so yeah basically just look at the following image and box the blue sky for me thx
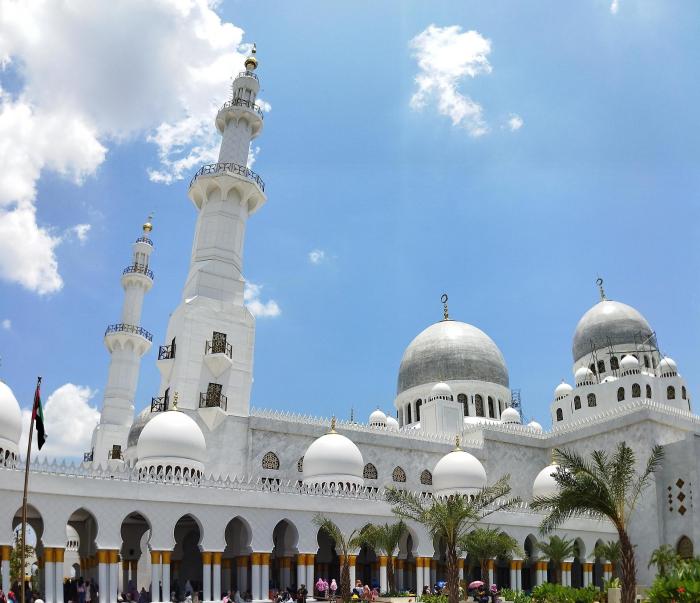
[1,0,699,457]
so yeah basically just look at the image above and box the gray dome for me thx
[127,407,155,448]
[397,320,509,394]
[572,300,655,362]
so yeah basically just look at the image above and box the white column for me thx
[415,560,423,595]
[305,555,314,594]
[110,553,119,603]
[296,556,306,591]
[1,553,10,595]
[213,553,222,601]
[516,564,522,591]
[161,553,171,603]
[396,561,404,591]
[150,552,161,602]
[379,557,388,594]
[509,564,517,591]
[97,554,108,603]
[604,563,612,582]
[487,560,494,586]
[260,555,270,601]
[56,549,66,603]
[45,550,56,603]
[348,556,356,591]
[202,553,212,602]
[251,556,262,602]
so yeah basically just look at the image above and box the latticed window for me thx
[420,470,432,485]
[488,397,495,418]
[646,384,652,399]
[475,395,484,417]
[617,387,625,402]
[297,457,304,472]
[667,386,676,400]
[363,463,378,480]
[610,356,619,371]
[587,393,597,407]
[597,360,605,374]
[574,396,581,410]
[262,451,280,470]
[392,466,406,483]
[556,408,563,422]
[458,393,468,417]
[632,383,641,398]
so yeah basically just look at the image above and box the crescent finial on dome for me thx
[171,392,179,411]
[330,416,336,433]
[454,435,461,451]
[441,293,449,320]
[596,277,607,301]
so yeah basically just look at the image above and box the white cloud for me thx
[610,0,620,14]
[70,223,91,243]
[0,0,255,292]
[244,282,281,318]
[507,113,524,131]
[308,249,326,265]
[247,145,261,169]
[19,383,99,460]
[409,25,492,136]
[1,318,10,330]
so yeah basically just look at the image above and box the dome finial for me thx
[441,293,449,320]
[244,43,258,71]
[171,391,179,411]
[143,212,154,233]
[596,277,606,301]
[454,435,461,451]
[330,416,337,433]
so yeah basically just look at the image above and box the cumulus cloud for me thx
[308,249,326,265]
[1,318,10,330]
[70,224,91,244]
[507,113,524,131]
[0,0,255,293]
[244,282,281,318]
[409,25,492,136]
[19,383,100,459]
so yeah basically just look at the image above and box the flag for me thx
[31,378,46,450]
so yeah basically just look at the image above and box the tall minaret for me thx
[90,218,155,464]
[153,47,266,441]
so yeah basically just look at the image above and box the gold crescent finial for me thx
[143,212,154,233]
[441,293,449,320]
[171,392,179,411]
[252,43,257,54]
[330,417,337,433]
[454,435,461,451]
[596,277,606,301]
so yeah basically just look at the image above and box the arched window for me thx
[297,457,304,472]
[416,399,422,422]
[644,356,650,369]
[407,404,412,424]
[617,387,625,402]
[667,386,676,400]
[632,383,641,398]
[420,470,433,485]
[597,360,605,374]
[646,384,652,399]
[682,386,687,400]
[677,536,694,560]
[458,393,468,416]
[262,451,280,470]
[556,408,563,422]
[610,356,619,371]
[392,466,407,483]
[590,363,596,375]
[574,396,581,410]
[652,356,658,369]
[363,463,378,480]
[498,399,504,415]
[587,393,597,407]
[488,397,495,418]
[475,395,484,417]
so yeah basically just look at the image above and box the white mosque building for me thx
[0,49,698,603]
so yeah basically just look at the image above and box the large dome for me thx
[397,320,509,394]
[0,380,22,446]
[137,410,206,464]
[302,427,364,487]
[572,300,655,362]
[127,407,154,448]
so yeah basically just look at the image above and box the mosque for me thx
[0,48,698,603]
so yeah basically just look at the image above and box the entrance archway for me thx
[224,517,252,596]
[315,529,339,597]
[271,520,299,593]
[173,515,203,599]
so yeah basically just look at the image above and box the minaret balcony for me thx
[104,323,153,356]
[122,264,154,280]
[199,392,227,411]
[237,70,258,81]
[189,162,265,192]
[105,323,153,341]
[204,339,233,377]
[219,98,264,120]
[135,235,153,246]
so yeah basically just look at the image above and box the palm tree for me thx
[536,535,575,584]
[314,515,364,603]
[530,442,664,603]
[461,527,521,586]
[386,475,520,603]
[594,540,621,577]
[647,544,680,578]
[356,522,406,593]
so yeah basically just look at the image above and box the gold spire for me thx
[171,392,179,411]
[596,277,606,301]
[244,43,258,71]
[454,435,461,451]
[441,293,449,320]
[143,213,153,233]
[330,416,337,433]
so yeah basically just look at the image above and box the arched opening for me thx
[617,387,625,402]
[363,463,378,481]
[224,517,252,598]
[120,512,151,598]
[597,360,605,375]
[475,395,484,417]
[396,531,416,593]
[315,529,339,598]
[556,408,563,422]
[357,539,379,589]
[677,536,693,559]
[587,393,597,408]
[682,386,687,400]
[571,539,585,588]
[667,386,676,400]
[66,508,99,599]
[574,396,581,410]
[632,383,641,398]
[522,536,538,591]
[487,397,495,418]
[610,356,619,371]
[173,515,203,600]
[262,452,280,471]
[593,539,605,589]
[457,394,468,416]
[406,405,412,424]
[11,505,44,596]
[271,520,299,594]
[392,467,406,483]
[420,470,432,486]
[646,384,652,399]
[416,400,422,422]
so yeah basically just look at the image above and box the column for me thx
[281,557,291,590]
[348,555,357,590]
[604,562,612,582]
[305,555,314,594]
[379,556,388,594]
[422,558,430,591]
[240,556,249,592]
[110,550,119,603]
[396,559,404,591]
[251,554,261,601]
[296,555,306,591]
[222,559,232,595]
[1,545,11,594]
[123,560,130,593]
[415,558,423,595]
[55,548,65,603]
[487,559,494,586]
[260,554,271,601]
[429,559,436,588]
[97,550,109,603]
[456,559,464,584]
[516,561,523,591]
[509,560,517,591]
[213,553,222,601]
[202,552,212,602]
[150,551,161,602]
[45,548,56,603]
[583,562,593,587]
[161,552,171,602]
[533,561,543,586]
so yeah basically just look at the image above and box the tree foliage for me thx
[355,522,406,593]
[536,535,575,584]
[314,515,364,603]
[461,527,521,585]
[647,544,680,578]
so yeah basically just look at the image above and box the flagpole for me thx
[20,376,40,603]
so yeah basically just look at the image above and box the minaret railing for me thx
[220,98,264,119]
[158,344,176,360]
[189,162,265,191]
[237,70,258,81]
[199,392,227,411]
[205,339,233,358]
[122,264,154,279]
[105,323,153,342]
[135,236,153,246]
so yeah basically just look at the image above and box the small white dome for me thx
[554,382,573,399]
[136,410,206,464]
[303,425,364,487]
[429,382,454,401]
[659,357,677,375]
[528,420,543,433]
[575,367,595,385]
[385,415,399,431]
[500,407,521,424]
[0,380,22,447]
[532,464,559,499]
[601,375,618,383]
[620,355,639,370]
[369,408,387,427]
[433,444,487,496]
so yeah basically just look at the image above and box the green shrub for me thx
[418,594,448,603]
[530,584,599,603]
[647,557,700,603]
[500,588,532,603]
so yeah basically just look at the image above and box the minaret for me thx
[90,218,155,464]
[153,47,266,446]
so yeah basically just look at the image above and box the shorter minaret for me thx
[89,218,155,464]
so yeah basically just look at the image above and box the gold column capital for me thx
[305,553,315,565]
[379,556,388,567]
[162,551,172,564]
[297,554,306,565]
[261,553,271,565]
[213,552,222,564]
[348,555,357,567]
[150,551,161,564]
[251,553,261,565]
[108,550,119,564]
[97,550,109,564]
[202,552,212,564]
[0,545,11,561]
